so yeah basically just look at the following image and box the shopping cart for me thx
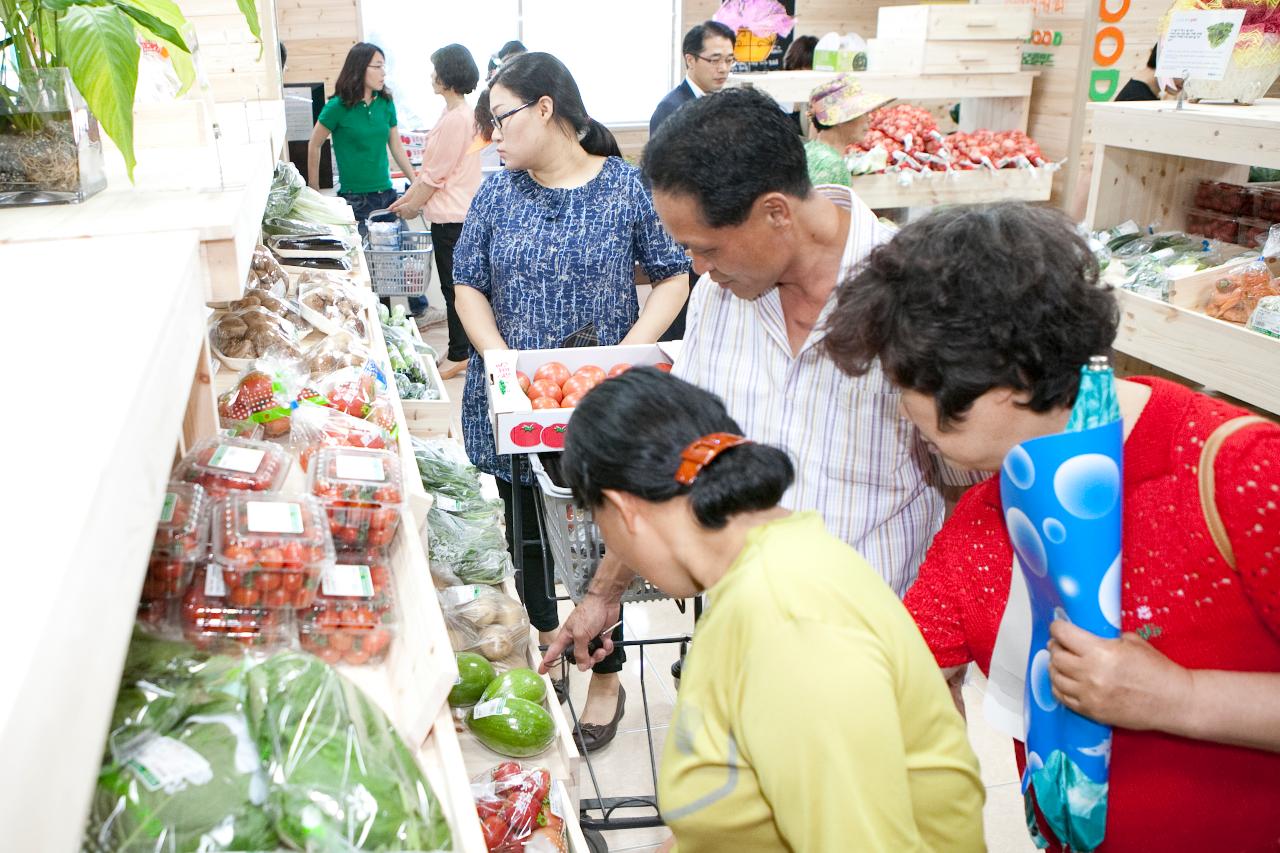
[363,209,433,298]
[508,453,699,845]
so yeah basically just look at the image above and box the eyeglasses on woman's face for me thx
[490,100,536,133]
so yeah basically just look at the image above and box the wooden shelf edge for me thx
[1114,289,1280,415]
[852,168,1053,208]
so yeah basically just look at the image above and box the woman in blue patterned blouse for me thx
[453,52,690,750]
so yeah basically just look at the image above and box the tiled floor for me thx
[413,299,1035,852]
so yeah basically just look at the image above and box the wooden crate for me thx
[876,3,1033,41]
[851,166,1053,208]
[403,321,454,438]
[867,38,1023,75]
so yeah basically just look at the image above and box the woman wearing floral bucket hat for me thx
[805,73,893,187]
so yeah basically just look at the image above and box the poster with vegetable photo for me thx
[999,362,1123,852]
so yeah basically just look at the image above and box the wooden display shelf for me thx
[726,69,1038,105]
[404,321,454,438]
[852,166,1053,208]
[0,137,277,304]
[1088,99,1280,172]
[1113,288,1280,414]
[0,233,208,853]
[727,69,1037,136]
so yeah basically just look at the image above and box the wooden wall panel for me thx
[189,0,283,102]
[277,0,362,94]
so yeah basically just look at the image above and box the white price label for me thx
[121,733,213,793]
[159,492,178,524]
[471,698,508,720]
[334,454,387,482]
[441,585,483,607]
[208,445,265,474]
[551,780,567,820]
[322,563,375,598]
[205,566,228,597]
[246,501,304,534]
[434,494,461,512]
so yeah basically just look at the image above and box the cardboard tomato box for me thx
[485,342,682,454]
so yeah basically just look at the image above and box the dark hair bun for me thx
[687,442,794,529]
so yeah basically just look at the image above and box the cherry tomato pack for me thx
[307,447,405,554]
[211,493,336,610]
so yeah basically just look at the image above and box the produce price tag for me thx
[247,501,305,534]
[433,494,462,512]
[1158,10,1246,80]
[335,454,387,482]
[471,698,508,720]
[550,780,567,820]
[205,566,228,597]
[322,563,374,597]
[441,585,483,607]
[209,445,266,474]
[120,732,214,794]
[159,492,178,524]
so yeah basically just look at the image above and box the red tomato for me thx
[533,361,571,386]
[654,363,673,373]
[229,585,259,607]
[561,375,592,398]
[515,371,531,393]
[510,422,543,447]
[607,363,630,378]
[541,423,568,448]
[481,815,510,850]
[528,379,562,402]
[531,396,559,410]
[492,762,523,783]
[560,392,583,409]
[574,365,606,385]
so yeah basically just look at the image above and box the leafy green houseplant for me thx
[0,0,261,203]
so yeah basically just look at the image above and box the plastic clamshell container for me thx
[1251,185,1280,221]
[297,554,397,666]
[210,493,335,610]
[1194,180,1252,215]
[174,435,290,498]
[1185,208,1240,244]
[307,447,405,552]
[1238,216,1274,249]
[181,567,294,652]
[140,483,210,610]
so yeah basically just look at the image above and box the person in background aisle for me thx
[1114,45,1164,102]
[307,43,415,236]
[452,52,691,751]
[542,87,977,677]
[486,39,527,84]
[782,34,818,132]
[782,34,818,70]
[561,369,985,852]
[389,44,483,360]
[649,20,737,136]
[804,74,892,188]
[823,202,1280,853]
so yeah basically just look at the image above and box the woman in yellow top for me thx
[560,368,985,852]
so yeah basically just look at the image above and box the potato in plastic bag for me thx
[439,585,529,662]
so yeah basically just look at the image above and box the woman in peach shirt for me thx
[391,44,483,377]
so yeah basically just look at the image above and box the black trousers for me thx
[430,221,471,362]
[496,474,624,674]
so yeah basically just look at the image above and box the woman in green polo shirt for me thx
[307,42,416,236]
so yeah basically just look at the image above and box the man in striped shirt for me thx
[543,87,973,672]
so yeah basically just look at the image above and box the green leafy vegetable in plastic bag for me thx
[245,653,452,852]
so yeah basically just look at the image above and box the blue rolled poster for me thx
[999,358,1122,851]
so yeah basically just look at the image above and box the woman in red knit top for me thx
[824,203,1280,853]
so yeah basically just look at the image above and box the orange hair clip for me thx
[674,433,752,486]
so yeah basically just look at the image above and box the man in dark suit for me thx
[650,21,737,136]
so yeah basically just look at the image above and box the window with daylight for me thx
[361,0,677,130]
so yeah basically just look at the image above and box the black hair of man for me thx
[683,20,737,60]
[642,86,811,229]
